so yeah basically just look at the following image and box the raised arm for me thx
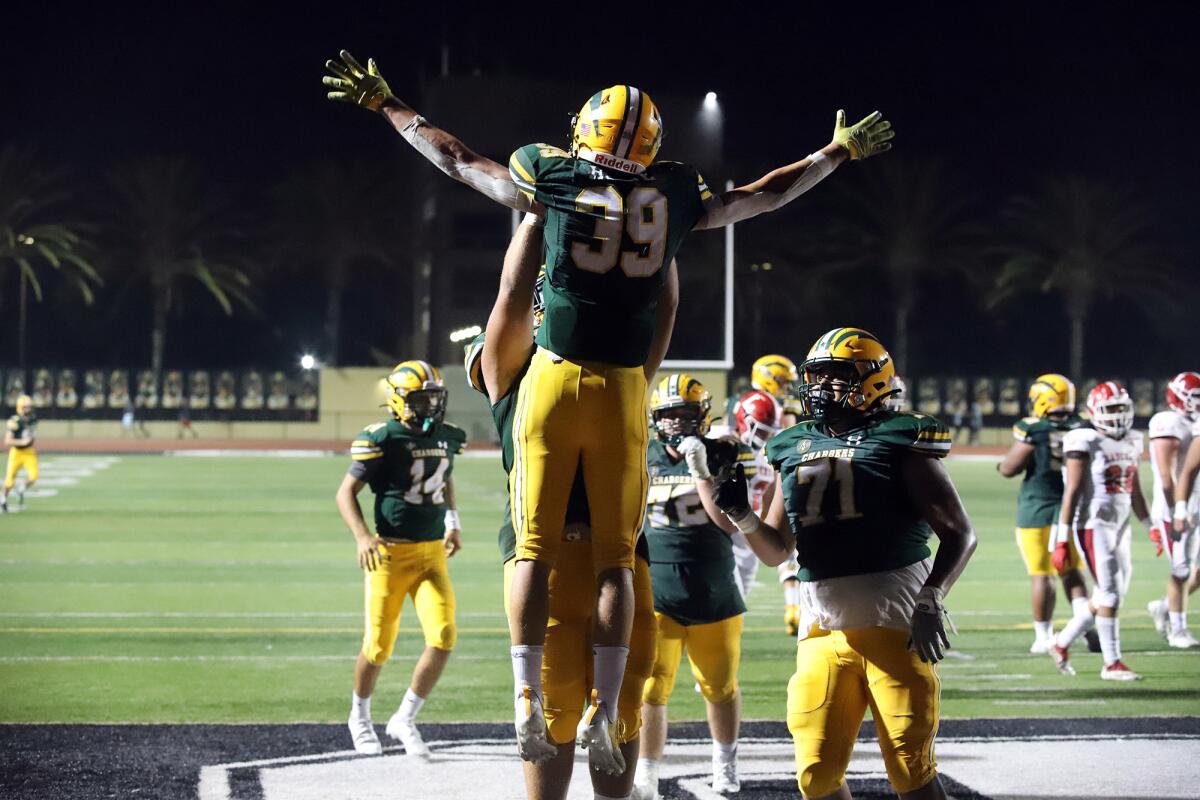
[693,110,893,230]
[716,466,796,567]
[324,50,531,212]
[482,216,543,404]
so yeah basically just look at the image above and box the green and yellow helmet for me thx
[385,360,447,431]
[649,373,712,446]
[799,328,896,420]
[571,85,663,174]
[751,355,799,401]
[15,394,32,414]
[1028,373,1075,418]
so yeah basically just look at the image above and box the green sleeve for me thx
[443,423,468,455]
[464,333,487,396]
[907,413,952,457]
[508,142,569,202]
[1012,417,1037,443]
[350,422,388,464]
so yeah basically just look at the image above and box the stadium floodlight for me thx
[300,354,317,370]
[449,324,482,343]
[703,91,718,108]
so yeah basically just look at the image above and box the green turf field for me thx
[1,453,1196,724]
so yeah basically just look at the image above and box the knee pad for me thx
[698,678,738,706]
[425,622,456,651]
[798,761,844,799]
[361,642,393,666]
[1092,586,1120,609]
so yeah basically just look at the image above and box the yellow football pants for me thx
[1017,526,1082,576]
[4,447,38,489]
[787,627,940,798]
[510,349,648,572]
[503,542,657,745]
[643,612,742,706]
[362,539,456,665]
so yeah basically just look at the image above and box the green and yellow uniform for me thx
[767,411,950,797]
[506,143,714,574]
[4,413,38,489]
[348,419,466,664]
[642,438,746,708]
[467,334,656,744]
[1012,414,1088,575]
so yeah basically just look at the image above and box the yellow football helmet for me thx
[751,355,799,401]
[15,394,32,414]
[571,85,663,173]
[385,360,447,430]
[799,328,896,419]
[649,373,711,446]
[1028,373,1075,418]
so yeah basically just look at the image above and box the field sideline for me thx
[1,453,1197,726]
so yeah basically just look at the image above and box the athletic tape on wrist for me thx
[444,510,460,530]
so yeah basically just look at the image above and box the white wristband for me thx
[522,211,544,229]
[805,151,834,179]
[728,510,762,536]
[444,510,461,531]
[1050,523,1070,546]
[1176,501,1190,520]
[399,114,427,145]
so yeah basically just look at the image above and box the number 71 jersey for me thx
[509,143,713,367]
[766,411,953,582]
[349,419,467,542]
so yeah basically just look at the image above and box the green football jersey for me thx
[6,414,35,448]
[348,419,467,542]
[1011,414,1088,527]
[509,143,712,366]
[467,333,592,562]
[766,411,952,582]
[644,439,746,625]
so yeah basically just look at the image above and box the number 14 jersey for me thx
[509,143,713,366]
[766,412,952,582]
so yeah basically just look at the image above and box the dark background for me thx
[3,2,1196,378]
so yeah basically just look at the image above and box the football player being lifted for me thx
[1048,382,1151,680]
[324,50,894,770]
[464,223,667,798]
[335,362,467,756]
[997,375,1090,654]
[2,394,38,513]
[715,328,976,800]
[636,374,746,798]
[1146,373,1200,648]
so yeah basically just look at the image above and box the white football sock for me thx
[784,584,802,606]
[397,688,425,722]
[1033,620,1053,640]
[1055,598,1095,648]
[593,645,629,721]
[351,692,372,721]
[636,758,660,787]
[1170,611,1187,633]
[713,739,737,762]
[1096,615,1120,665]
[511,645,544,700]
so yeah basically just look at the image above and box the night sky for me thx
[5,2,1197,373]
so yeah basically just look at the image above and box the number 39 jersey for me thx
[348,419,467,541]
[509,143,713,367]
[1061,426,1144,529]
[766,411,953,582]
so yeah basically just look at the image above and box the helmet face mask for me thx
[385,361,446,432]
[798,328,896,424]
[799,360,865,422]
[653,406,704,448]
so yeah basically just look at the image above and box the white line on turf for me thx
[0,654,494,662]
[992,699,1109,706]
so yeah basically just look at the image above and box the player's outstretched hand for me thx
[716,463,751,519]
[356,534,384,572]
[908,587,952,663]
[832,110,894,160]
[444,528,463,558]
[324,50,394,112]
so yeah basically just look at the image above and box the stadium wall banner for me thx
[1,368,320,422]
[908,376,1170,425]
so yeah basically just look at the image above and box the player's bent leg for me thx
[788,630,867,799]
[855,627,941,796]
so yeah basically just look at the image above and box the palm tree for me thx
[270,161,407,365]
[991,177,1170,380]
[767,157,984,372]
[0,146,102,366]
[104,157,253,375]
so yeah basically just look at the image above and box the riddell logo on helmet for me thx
[592,152,641,173]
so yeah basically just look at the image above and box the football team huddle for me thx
[314,49,1185,800]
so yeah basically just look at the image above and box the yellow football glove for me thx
[323,50,394,112]
[832,110,894,160]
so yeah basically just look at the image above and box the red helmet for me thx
[1086,381,1134,437]
[734,390,782,450]
[1166,372,1200,420]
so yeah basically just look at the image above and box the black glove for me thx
[715,462,750,518]
[908,587,953,663]
[704,437,740,476]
